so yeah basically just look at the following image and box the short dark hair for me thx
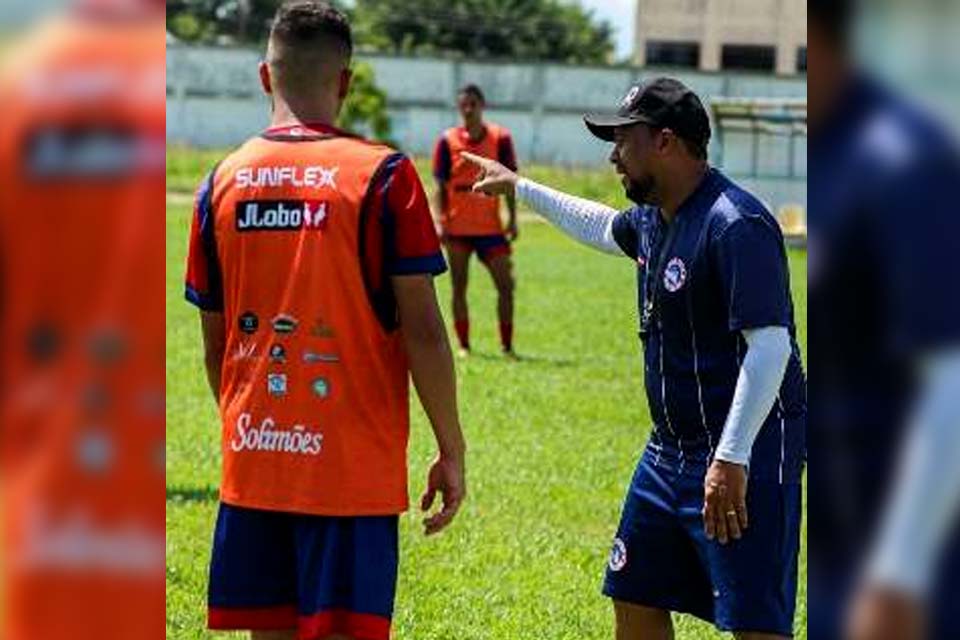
[810,0,855,48]
[270,1,352,58]
[680,137,707,160]
[458,84,486,104]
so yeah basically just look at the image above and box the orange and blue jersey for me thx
[185,122,446,517]
[432,123,517,236]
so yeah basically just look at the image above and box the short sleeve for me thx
[498,132,518,171]
[376,154,447,276]
[432,137,451,183]
[612,208,641,259]
[712,216,791,331]
[184,168,224,311]
[873,150,960,352]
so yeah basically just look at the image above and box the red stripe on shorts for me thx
[299,609,392,640]
[208,604,298,630]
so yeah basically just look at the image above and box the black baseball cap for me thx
[584,77,711,153]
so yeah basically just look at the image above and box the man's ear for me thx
[657,128,675,155]
[259,62,273,95]
[338,67,353,101]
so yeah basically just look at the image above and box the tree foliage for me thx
[338,62,394,144]
[166,0,614,64]
[352,0,614,64]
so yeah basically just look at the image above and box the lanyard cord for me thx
[642,213,680,329]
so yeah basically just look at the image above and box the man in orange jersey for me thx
[183,3,467,639]
[432,84,519,356]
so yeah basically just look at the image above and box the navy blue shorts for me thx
[207,502,399,640]
[603,445,802,636]
[444,234,512,263]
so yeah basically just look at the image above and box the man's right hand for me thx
[461,151,518,197]
[420,453,466,535]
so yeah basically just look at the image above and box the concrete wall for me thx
[167,47,806,211]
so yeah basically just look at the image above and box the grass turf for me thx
[166,148,806,639]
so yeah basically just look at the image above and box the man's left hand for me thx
[845,584,925,640]
[703,459,749,544]
[505,219,518,242]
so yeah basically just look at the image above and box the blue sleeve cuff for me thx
[185,285,223,312]
[389,253,448,276]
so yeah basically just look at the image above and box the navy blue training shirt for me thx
[611,167,806,483]
[807,73,960,638]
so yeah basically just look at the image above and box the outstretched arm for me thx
[462,152,624,256]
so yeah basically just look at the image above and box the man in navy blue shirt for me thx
[808,2,960,639]
[464,77,806,639]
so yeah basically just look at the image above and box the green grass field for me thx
[166,148,806,639]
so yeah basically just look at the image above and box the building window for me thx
[721,44,776,72]
[797,46,807,72]
[645,41,700,68]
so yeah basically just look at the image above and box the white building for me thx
[634,0,807,76]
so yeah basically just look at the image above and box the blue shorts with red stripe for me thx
[603,443,802,636]
[207,502,398,640]
[444,233,511,263]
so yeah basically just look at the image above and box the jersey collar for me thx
[673,166,724,221]
[262,122,354,141]
[458,124,489,145]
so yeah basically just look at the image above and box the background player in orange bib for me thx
[184,3,466,638]
[432,85,519,357]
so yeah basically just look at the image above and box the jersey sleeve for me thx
[184,168,224,311]
[611,207,641,259]
[711,216,792,331]
[874,148,960,352]
[371,154,447,276]
[432,136,452,183]
[497,131,518,171]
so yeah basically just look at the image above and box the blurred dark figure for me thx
[0,0,165,638]
[809,1,960,639]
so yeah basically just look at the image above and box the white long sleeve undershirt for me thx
[713,326,793,466]
[516,178,623,255]
[864,349,960,596]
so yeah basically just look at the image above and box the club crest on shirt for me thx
[609,537,628,572]
[663,257,687,292]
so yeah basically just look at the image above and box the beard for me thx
[624,174,656,205]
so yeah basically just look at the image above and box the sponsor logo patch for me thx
[269,344,286,363]
[302,351,340,364]
[233,341,256,361]
[311,378,331,398]
[238,312,259,334]
[309,317,335,338]
[230,413,323,456]
[235,200,329,232]
[235,165,339,190]
[267,373,287,396]
[272,314,298,335]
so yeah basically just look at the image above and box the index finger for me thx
[461,151,492,168]
[702,490,718,540]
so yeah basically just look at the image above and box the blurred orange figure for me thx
[0,1,166,638]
